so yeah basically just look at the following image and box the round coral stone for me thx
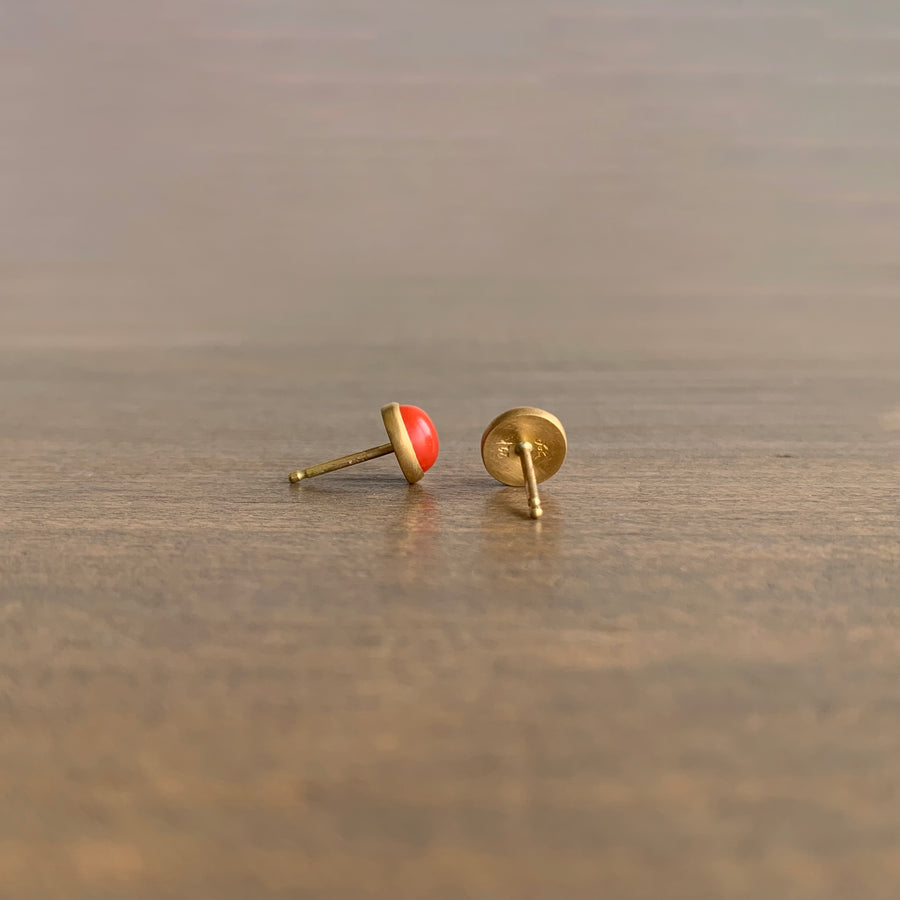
[399,405,439,473]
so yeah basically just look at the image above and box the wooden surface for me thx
[3,2,900,897]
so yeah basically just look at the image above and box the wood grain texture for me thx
[3,2,900,898]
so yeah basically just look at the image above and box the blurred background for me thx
[4,0,900,359]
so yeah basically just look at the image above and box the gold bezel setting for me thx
[381,402,425,484]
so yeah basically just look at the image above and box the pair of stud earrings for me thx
[288,402,566,520]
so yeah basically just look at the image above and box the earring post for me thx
[289,443,394,482]
[516,441,543,519]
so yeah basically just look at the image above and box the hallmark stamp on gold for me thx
[497,439,550,460]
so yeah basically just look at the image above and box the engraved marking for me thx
[497,439,550,460]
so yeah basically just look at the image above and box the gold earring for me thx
[481,407,566,519]
[289,402,439,484]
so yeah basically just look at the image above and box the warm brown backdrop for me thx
[3,2,900,897]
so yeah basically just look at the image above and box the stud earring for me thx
[481,407,566,519]
[289,402,439,484]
